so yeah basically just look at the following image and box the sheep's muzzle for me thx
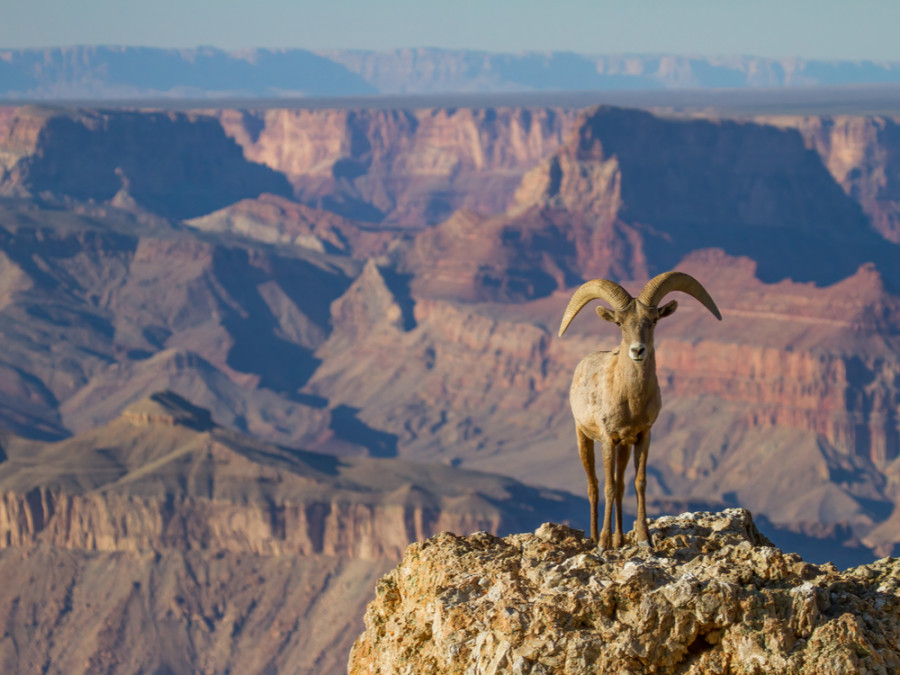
[629,342,648,361]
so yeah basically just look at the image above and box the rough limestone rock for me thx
[348,509,900,674]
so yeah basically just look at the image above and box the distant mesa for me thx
[5,47,900,99]
[0,46,377,100]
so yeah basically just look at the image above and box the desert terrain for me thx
[1,97,900,672]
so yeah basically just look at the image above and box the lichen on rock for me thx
[348,508,900,674]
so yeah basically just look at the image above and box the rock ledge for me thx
[349,509,900,674]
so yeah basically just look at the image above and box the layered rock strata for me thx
[0,392,581,562]
[349,509,900,674]
[218,107,576,225]
[0,488,502,562]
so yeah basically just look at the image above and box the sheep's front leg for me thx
[612,444,631,548]
[598,439,616,550]
[576,428,599,542]
[633,430,653,547]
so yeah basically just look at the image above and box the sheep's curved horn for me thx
[558,279,632,337]
[638,271,722,320]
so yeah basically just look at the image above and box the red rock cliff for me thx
[218,107,577,225]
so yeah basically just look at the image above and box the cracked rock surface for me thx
[348,509,900,674]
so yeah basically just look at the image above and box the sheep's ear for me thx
[596,306,617,323]
[659,300,678,319]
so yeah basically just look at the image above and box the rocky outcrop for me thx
[349,509,900,674]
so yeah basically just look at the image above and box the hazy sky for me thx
[3,0,900,61]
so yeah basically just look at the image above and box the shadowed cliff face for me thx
[349,509,900,675]
[0,106,293,220]
[766,115,900,243]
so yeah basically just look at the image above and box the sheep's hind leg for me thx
[576,428,599,543]
[633,431,653,547]
[612,444,631,548]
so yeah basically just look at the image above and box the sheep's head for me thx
[558,271,722,362]
[594,298,677,362]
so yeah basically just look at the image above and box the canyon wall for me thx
[218,106,577,225]
[0,106,293,219]
[0,105,576,227]
[0,488,504,561]
[764,115,900,243]
[384,291,900,471]
[2,102,900,561]
[0,545,390,675]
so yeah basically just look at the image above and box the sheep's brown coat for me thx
[559,272,721,548]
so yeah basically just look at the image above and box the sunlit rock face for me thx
[349,509,900,675]
[217,106,577,226]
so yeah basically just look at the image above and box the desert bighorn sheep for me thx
[558,271,721,549]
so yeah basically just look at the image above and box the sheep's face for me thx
[596,300,678,362]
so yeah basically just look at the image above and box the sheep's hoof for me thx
[635,531,654,548]
[598,532,612,550]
